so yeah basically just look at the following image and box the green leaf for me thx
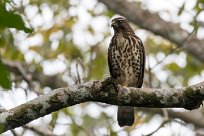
[50,111,59,130]
[178,2,185,16]
[0,59,11,89]
[0,124,5,134]
[164,62,180,72]
[0,2,33,33]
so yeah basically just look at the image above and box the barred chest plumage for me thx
[108,32,143,87]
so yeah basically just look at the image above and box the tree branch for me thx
[0,78,203,133]
[4,60,204,130]
[23,125,56,136]
[142,108,204,128]
[98,0,204,62]
[2,59,67,89]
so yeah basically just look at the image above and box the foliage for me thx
[0,0,32,89]
[0,0,204,135]
[0,0,32,33]
[0,59,11,89]
[178,0,204,33]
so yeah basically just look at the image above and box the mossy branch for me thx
[0,78,204,134]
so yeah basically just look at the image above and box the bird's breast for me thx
[116,33,128,48]
[109,36,141,86]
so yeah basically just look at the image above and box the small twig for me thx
[151,46,180,70]
[151,28,195,70]
[162,109,169,121]
[171,119,186,126]
[76,60,81,84]
[67,59,78,84]
[143,119,171,136]
[147,55,153,88]
[23,125,56,136]
[10,129,18,136]
[143,119,188,136]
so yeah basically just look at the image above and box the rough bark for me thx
[0,78,203,133]
[3,59,204,129]
[98,0,204,62]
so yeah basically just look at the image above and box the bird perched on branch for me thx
[108,17,145,127]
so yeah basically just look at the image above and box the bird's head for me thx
[111,17,134,33]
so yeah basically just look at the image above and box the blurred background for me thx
[0,0,204,135]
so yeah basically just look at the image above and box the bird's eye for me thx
[118,20,123,24]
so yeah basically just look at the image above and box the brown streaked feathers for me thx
[108,17,145,127]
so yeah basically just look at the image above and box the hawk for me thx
[108,17,145,127]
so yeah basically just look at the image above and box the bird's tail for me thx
[117,106,134,127]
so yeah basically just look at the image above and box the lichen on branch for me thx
[0,77,203,134]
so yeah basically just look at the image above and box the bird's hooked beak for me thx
[111,20,118,28]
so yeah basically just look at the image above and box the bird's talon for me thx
[116,85,128,95]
